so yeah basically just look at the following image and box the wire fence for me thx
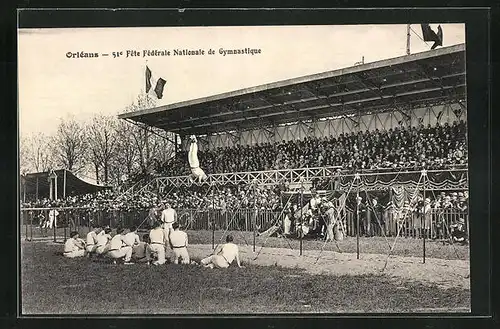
[20,206,468,243]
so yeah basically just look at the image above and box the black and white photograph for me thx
[18,20,472,314]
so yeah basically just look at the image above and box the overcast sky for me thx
[18,24,465,138]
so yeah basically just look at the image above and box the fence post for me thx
[30,212,33,241]
[23,211,27,241]
[53,213,57,243]
[212,211,215,250]
[253,208,256,252]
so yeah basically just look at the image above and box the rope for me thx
[209,183,257,256]
[314,176,359,263]
[409,26,430,45]
[362,188,391,249]
[428,189,462,258]
[381,172,425,272]
[253,192,295,260]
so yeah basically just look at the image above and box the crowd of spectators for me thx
[21,184,283,211]
[21,181,467,218]
[158,121,467,177]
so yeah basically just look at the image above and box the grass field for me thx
[24,226,470,261]
[21,236,470,314]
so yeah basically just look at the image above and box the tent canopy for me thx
[21,169,111,201]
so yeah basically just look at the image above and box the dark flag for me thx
[145,66,152,93]
[145,66,166,99]
[154,78,166,99]
[421,24,443,50]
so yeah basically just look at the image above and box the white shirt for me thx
[49,209,59,220]
[123,232,141,246]
[96,233,111,247]
[219,243,239,264]
[169,230,188,248]
[109,234,126,250]
[64,238,81,253]
[310,197,320,210]
[86,231,98,245]
[161,208,176,224]
[149,228,165,244]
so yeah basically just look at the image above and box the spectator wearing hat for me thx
[353,196,367,237]
[421,198,432,239]
[450,217,467,245]
[63,231,86,258]
[323,201,337,242]
[367,197,384,237]
[401,200,413,237]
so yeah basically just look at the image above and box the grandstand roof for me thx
[21,169,111,200]
[119,43,466,136]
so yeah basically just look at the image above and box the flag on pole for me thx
[420,24,443,50]
[145,66,166,99]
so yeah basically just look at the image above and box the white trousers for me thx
[162,223,173,245]
[325,224,334,241]
[64,250,85,258]
[188,142,200,168]
[149,243,166,264]
[191,167,207,181]
[171,247,190,264]
[283,215,291,235]
[108,246,133,262]
[96,244,109,255]
[86,245,98,253]
[200,255,229,268]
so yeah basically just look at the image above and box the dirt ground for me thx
[188,244,470,290]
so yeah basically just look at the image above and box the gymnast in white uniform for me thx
[188,135,208,183]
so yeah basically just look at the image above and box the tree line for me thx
[20,94,176,187]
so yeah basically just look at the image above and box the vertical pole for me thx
[300,180,303,256]
[22,176,26,203]
[53,210,57,243]
[23,211,27,240]
[253,183,257,252]
[253,207,256,252]
[63,170,67,199]
[36,176,39,201]
[30,212,33,241]
[55,176,58,200]
[406,24,411,55]
[64,212,67,242]
[212,197,215,249]
[422,171,426,264]
[49,178,53,200]
[356,176,360,260]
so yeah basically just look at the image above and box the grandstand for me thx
[118,44,466,195]
[20,43,469,246]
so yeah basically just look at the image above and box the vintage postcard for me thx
[18,21,470,314]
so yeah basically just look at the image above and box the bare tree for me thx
[20,132,54,173]
[114,119,138,179]
[86,114,118,185]
[51,116,87,173]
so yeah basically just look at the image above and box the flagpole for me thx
[406,24,411,55]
